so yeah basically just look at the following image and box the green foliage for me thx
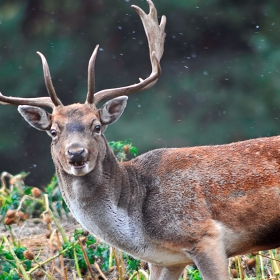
[64,228,111,271]
[0,244,31,279]
[123,253,141,274]
[45,174,69,218]
[0,173,30,221]
[0,246,16,273]
[0,172,69,222]
[186,266,203,280]
[109,139,138,162]
[0,270,20,280]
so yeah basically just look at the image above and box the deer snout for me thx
[66,145,88,167]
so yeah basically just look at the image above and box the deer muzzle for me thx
[67,145,88,169]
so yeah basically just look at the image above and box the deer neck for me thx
[54,141,126,205]
[53,141,147,250]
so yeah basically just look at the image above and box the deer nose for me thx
[67,147,88,162]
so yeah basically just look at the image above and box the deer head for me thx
[0,0,166,177]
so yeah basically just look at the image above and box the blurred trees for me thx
[0,0,280,186]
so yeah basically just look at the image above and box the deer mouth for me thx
[70,161,86,169]
[68,160,90,176]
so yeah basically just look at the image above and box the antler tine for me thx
[133,0,166,76]
[94,53,161,105]
[85,45,99,104]
[0,52,62,109]
[93,0,166,106]
[0,93,55,109]
[37,52,63,107]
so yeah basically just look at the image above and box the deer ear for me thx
[99,96,128,125]
[18,105,52,131]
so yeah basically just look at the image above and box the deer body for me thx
[51,106,280,278]
[1,1,280,279]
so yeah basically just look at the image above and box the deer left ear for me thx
[18,105,52,131]
[99,96,128,126]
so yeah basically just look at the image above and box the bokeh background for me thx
[0,0,280,187]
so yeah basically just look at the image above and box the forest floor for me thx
[1,210,279,280]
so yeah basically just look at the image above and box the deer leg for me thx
[148,263,186,280]
[183,221,229,280]
[187,250,229,280]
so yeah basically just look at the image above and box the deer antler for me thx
[36,52,63,107]
[0,52,63,109]
[91,0,166,106]
[0,94,55,108]
[86,45,99,104]
[0,0,165,109]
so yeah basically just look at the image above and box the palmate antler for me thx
[91,0,166,106]
[0,0,166,109]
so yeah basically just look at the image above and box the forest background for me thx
[0,0,280,186]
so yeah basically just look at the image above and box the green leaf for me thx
[86,235,96,246]
[124,139,132,145]
[14,246,27,260]
[129,146,138,156]
[23,187,32,195]
[23,260,32,270]
[0,269,20,280]
[187,266,203,280]
[55,201,62,217]
[1,261,16,272]
[123,253,141,273]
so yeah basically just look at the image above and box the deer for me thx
[1,1,280,279]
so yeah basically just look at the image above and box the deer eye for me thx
[94,125,101,134]
[50,129,57,137]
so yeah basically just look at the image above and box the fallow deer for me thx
[1,1,280,279]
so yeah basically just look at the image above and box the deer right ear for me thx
[99,96,128,126]
[18,105,52,131]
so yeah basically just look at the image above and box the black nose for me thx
[67,147,86,162]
